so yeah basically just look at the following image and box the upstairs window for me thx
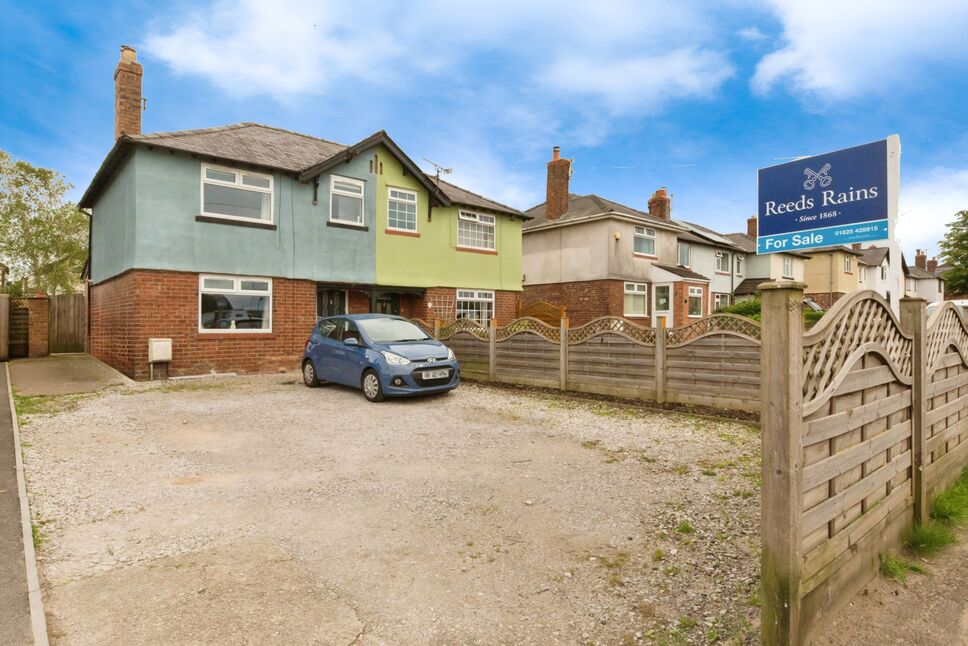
[715,251,729,273]
[456,289,494,324]
[860,266,868,282]
[331,176,365,226]
[633,227,656,256]
[387,187,417,232]
[458,211,496,251]
[735,255,744,275]
[783,256,794,279]
[624,282,648,316]
[881,265,888,280]
[677,243,691,267]
[843,255,852,273]
[201,165,273,223]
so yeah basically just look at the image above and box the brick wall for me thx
[806,292,846,310]
[91,269,316,379]
[27,296,50,358]
[522,279,650,326]
[348,290,370,314]
[672,282,709,327]
[402,287,519,325]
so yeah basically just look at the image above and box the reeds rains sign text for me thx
[757,139,895,254]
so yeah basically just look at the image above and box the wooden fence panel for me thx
[49,293,86,353]
[566,332,656,399]
[9,298,29,359]
[494,331,560,387]
[924,303,968,496]
[666,333,760,410]
[446,331,489,376]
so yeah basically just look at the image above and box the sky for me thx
[1,0,967,258]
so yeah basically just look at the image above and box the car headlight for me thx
[447,347,456,361]
[381,351,411,366]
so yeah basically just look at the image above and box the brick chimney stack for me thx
[852,242,862,251]
[114,45,143,140]
[545,146,571,221]
[927,257,939,274]
[648,188,671,221]
[747,216,757,238]
[915,249,927,270]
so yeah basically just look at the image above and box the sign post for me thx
[757,136,901,310]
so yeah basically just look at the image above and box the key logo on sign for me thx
[803,163,832,190]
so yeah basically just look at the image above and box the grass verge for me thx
[904,521,957,557]
[931,466,968,526]
[879,552,927,583]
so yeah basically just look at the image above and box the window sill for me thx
[385,228,420,238]
[633,253,657,259]
[457,246,498,256]
[196,332,275,340]
[196,215,276,230]
[327,220,369,231]
[715,271,730,275]
[624,314,649,318]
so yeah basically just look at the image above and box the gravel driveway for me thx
[19,375,761,644]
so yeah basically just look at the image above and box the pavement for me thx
[8,354,130,397]
[0,364,33,645]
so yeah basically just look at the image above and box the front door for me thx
[375,293,400,316]
[317,289,347,318]
[652,283,672,328]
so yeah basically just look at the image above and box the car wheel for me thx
[302,360,320,388]
[361,369,384,402]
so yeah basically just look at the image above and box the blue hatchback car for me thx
[301,314,460,401]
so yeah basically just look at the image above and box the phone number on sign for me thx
[834,225,882,236]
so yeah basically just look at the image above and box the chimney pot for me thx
[545,147,571,221]
[747,216,757,239]
[114,44,143,140]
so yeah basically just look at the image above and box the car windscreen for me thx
[357,318,431,343]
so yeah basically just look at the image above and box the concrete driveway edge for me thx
[5,363,49,646]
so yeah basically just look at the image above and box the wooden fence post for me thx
[0,293,8,362]
[760,281,806,645]
[433,319,441,340]
[488,318,497,380]
[655,317,667,403]
[900,296,928,525]
[560,317,569,390]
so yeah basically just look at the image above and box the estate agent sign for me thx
[757,136,899,254]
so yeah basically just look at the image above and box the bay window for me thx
[199,275,272,332]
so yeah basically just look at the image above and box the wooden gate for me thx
[49,294,85,353]
[9,298,29,359]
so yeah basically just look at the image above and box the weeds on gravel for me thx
[675,521,695,535]
[652,548,665,562]
[904,521,957,557]
[931,467,968,526]
[879,552,927,582]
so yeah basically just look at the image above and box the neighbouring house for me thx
[799,245,864,309]
[905,249,945,303]
[521,147,712,327]
[725,217,807,302]
[80,46,527,379]
[855,244,893,298]
[676,221,748,312]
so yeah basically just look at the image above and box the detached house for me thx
[521,148,714,327]
[81,47,527,379]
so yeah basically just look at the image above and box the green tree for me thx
[939,210,968,294]
[0,150,88,295]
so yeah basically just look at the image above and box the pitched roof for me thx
[680,221,745,251]
[653,263,710,281]
[802,245,865,256]
[431,177,526,217]
[724,233,811,258]
[524,194,684,231]
[734,277,771,295]
[857,246,889,267]
[908,265,941,280]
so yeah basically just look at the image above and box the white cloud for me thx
[753,0,968,98]
[738,26,767,41]
[897,167,968,257]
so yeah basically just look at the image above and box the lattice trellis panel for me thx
[495,317,560,343]
[438,318,489,340]
[518,301,566,325]
[409,318,433,337]
[568,317,655,345]
[429,293,456,323]
[802,291,913,410]
[665,314,761,346]
[926,303,968,373]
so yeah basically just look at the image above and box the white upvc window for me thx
[456,289,495,324]
[735,255,744,276]
[714,293,730,310]
[458,211,496,251]
[677,242,691,267]
[623,282,648,316]
[843,255,852,273]
[859,266,868,283]
[199,275,272,333]
[633,226,656,256]
[715,251,729,273]
[387,187,418,232]
[688,286,704,318]
[200,164,273,223]
[881,264,888,280]
[782,256,794,279]
[331,175,365,226]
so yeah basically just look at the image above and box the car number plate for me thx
[423,369,450,379]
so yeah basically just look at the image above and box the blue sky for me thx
[2,0,967,257]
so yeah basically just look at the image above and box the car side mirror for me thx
[344,337,359,346]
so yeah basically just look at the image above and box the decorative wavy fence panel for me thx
[432,313,760,411]
[760,288,968,645]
